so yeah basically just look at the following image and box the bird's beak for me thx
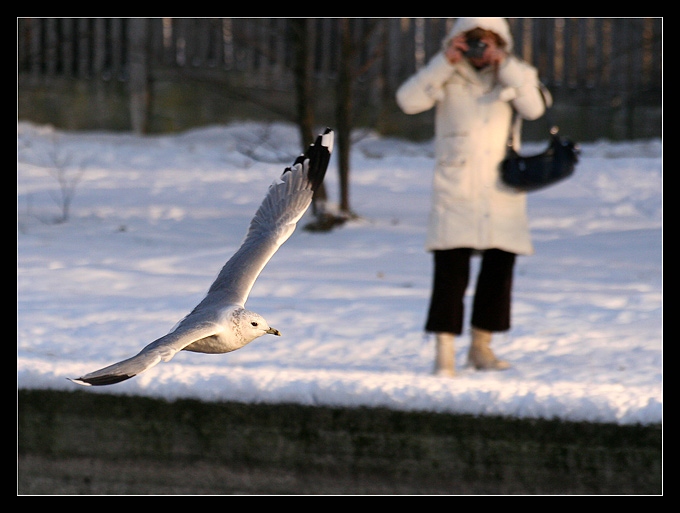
[267,327,282,336]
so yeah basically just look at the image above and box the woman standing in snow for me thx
[396,18,548,376]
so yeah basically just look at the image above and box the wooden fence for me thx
[18,18,662,135]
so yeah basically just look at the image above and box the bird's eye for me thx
[251,321,258,327]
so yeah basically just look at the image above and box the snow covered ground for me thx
[17,121,662,425]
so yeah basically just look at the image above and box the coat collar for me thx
[454,58,496,86]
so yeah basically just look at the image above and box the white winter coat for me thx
[396,18,546,255]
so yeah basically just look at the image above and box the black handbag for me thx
[501,90,580,192]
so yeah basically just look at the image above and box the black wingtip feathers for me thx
[304,128,333,192]
[69,373,135,386]
[283,128,333,192]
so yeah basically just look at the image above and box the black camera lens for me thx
[464,39,487,59]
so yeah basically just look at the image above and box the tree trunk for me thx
[128,18,150,135]
[292,18,327,214]
[336,19,353,214]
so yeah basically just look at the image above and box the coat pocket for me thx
[435,136,472,200]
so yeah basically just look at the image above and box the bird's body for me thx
[69,129,333,387]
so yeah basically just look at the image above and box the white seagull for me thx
[69,128,334,386]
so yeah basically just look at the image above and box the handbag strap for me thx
[507,84,557,151]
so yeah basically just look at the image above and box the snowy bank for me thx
[17,122,662,425]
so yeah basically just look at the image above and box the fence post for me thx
[128,18,150,134]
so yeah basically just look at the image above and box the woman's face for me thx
[463,29,507,69]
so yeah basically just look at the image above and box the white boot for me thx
[467,327,511,371]
[433,332,456,377]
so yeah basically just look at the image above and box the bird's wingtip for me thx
[67,373,135,386]
[320,128,334,154]
[67,377,92,387]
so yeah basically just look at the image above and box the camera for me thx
[464,38,487,59]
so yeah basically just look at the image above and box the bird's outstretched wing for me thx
[68,319,222,386]
[204,127,333,307]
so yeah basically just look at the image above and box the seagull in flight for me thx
[69,128,334,386]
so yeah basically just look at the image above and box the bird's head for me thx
[240,310,281,341]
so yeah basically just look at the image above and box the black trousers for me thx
[425,248,516,335]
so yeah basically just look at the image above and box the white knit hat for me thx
[443,17,514,52]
